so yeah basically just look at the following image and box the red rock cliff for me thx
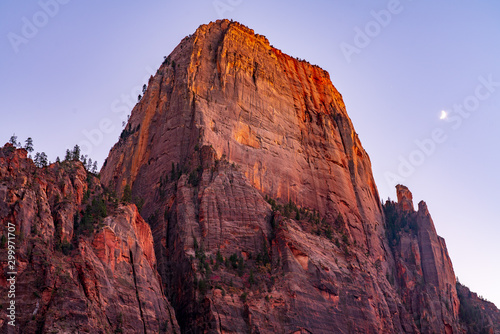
[101,18,386,278]
[0,145,179,333]
[386,186,462,333]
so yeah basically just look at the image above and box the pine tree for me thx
[34,152,41,166]
[122,184,132,203]
[34,152,48,168]
[71,145,81,161]
[64,149,71,161]
[24,137,34,153]
[92,161,98,174]
[40,152,48,167]
[9,134,20,147]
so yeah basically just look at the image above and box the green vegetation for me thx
[119,184,144,211]
[115,312,124,333]
[119,123,140,141]
[121,184,132,203]
[70,144,81,161]
[64,149,71,161]
[54,174,108,254]
[170,162,186,182]
[256,241,271,267]
[383,200,418,247]
[265,196,306,222]
[193,236,212,295]
[249,269,255,286]
[6,135,59,168]
[73,195,108,237]
[134,197,145,212]
[58,144,99,173]
[265,195,349,245]
[8,134,21,147]
[214,250,224,270]
[33,152,48,168]
[188,165,203,187]
[216,250,224,263]
[227,253,245,276]
[24,137,34,153]
[56,238,73,255]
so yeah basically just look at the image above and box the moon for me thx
[440,110,448,120]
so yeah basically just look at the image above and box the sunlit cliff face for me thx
[101,20,384,261]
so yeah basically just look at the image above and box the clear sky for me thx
[1,0,499,307]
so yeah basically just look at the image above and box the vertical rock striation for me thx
[387,185,461,333]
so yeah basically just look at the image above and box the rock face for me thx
[100,19,385,263]
[385,185,461,333]
[98,19,500,333]
[0,145,179,333]
[396,184,414,212]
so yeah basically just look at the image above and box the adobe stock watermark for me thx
[78,66,156,157]
[385,74,499,186]
[7,0,71,54]
[5,221,18,327]
[340,0,413,64]
[213,0,243,17]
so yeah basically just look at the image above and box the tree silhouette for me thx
[34,152,48,168]
[64,149,71,161]
[9,134,20,147]
[24,137,34,153]
[71,145,81,161]
[86,157,93,171]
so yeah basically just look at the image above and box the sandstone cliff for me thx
[98,20,498,333]
[385,185,460,333]
[101,19,384,259]
[0,145,179,333]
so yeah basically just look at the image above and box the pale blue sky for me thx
[1,0,499,306]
